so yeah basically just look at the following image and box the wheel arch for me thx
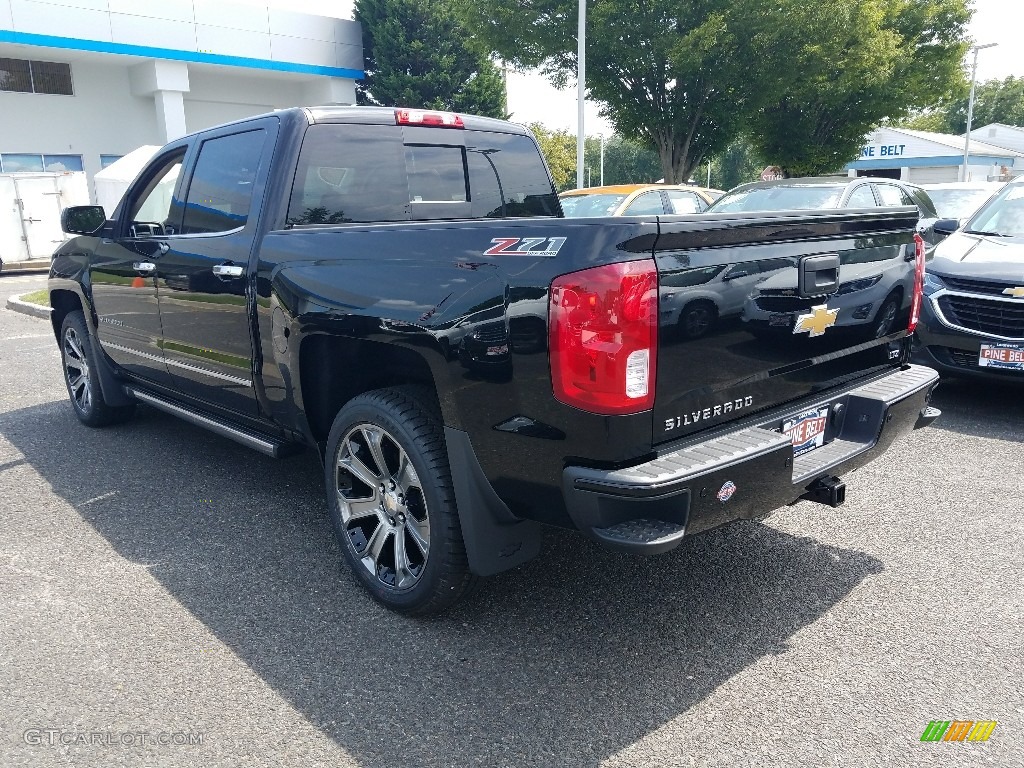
[298,333,444,448]
[48,287,85,342]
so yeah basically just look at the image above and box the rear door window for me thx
[287,124,409,225]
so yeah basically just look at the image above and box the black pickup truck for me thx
[49,106,940,615]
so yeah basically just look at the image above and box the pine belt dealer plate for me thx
[978,343,1024,371]
[782,405,829,457]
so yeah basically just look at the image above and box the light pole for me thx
[576,0,586,189]
[962,42,998,182]
[600,133,605,186]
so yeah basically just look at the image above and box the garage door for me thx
[907,166,958,184]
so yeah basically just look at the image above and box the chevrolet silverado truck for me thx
[49,106,941,615]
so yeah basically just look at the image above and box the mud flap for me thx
[443,427,542,576]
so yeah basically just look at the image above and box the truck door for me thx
[91,148,186,388]
[155,121,276,417]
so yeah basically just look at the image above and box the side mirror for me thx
[723,270,750,281]
[61,205,107,235]
[933,218,959,236]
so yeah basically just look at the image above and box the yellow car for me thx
[559,184,724,217]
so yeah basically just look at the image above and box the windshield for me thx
[560,193,628,217]
[926,188,999,221]
[708,185,844,213]
[965,184,1024,237]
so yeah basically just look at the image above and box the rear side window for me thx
[622,191,666,216]
[287,124,559,225]
[181,129,266,234]
[287,124,408,225]
[873,184,905,207]
[665,189,703,214]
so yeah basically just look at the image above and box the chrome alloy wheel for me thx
[874,300,899,338]
[335,424,430,589]
[63,326,92,413]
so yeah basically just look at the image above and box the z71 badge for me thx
[483,236,567,257]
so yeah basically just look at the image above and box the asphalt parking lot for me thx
[1,274,1021,768]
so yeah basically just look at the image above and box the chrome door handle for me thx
[212,264,244,278]
[133,262,156,274]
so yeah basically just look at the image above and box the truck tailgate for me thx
[653,208,920,446]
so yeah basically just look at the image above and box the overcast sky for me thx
[234,0,1023,136]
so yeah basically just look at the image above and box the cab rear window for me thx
[287,124,559,225]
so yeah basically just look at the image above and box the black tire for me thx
[59,310,136,427]
[679,300,717,339]
[872,293,901,338]
[324,387,476,615]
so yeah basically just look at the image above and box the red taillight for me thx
[549,260,658,415]
[908,233,926,333]
[395,108,465,128]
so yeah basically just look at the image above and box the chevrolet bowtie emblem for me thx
[794,305,839,337]
[1003,286,1024,299]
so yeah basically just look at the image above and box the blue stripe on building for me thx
[0,29,363,80]
[845,154,1014,170]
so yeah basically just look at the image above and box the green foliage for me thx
[355,0,506,118]
[459,0,971,181]
[460,0,779,183]
[902,76,1024,135]
[747,0,970,176]
[528,123,577,191]
[710,138,764,191]
[583,135,662,186]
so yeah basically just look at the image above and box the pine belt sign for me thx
[860,143,908,159]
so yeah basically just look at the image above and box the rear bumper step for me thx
[563,365,940,554]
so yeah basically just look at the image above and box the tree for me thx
[355,0,506,118]
[460,0,970,181]
[460,0,788,184]
[902,76,1024,135]
[747,0,970,175]
[583,135,662,186]
[710,138,763,191]
[528,123,577,190]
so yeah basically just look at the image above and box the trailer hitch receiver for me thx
[802,475,846,507]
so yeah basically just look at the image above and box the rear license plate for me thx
[979,343,1024,370]
[782,406,829,457]
[769,313,791,327]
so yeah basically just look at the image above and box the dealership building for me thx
[844,125,1024,184]
[0,0,362,190]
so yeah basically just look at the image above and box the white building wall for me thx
[0,59,160,197]
[969,124,1024,156]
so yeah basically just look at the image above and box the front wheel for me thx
[325,387,476,615]
[872,293,901,338]
[60,311,135,427]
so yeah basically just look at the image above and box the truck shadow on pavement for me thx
[2,401,884,768]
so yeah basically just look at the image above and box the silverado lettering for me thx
[48,105,940,616]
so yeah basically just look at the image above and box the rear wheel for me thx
[60,311,135,427]
[325,387,476,615]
